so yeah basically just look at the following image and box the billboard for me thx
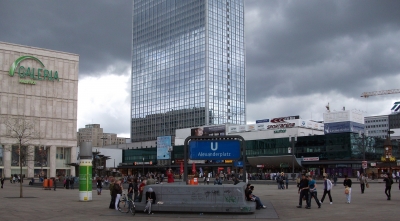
[227,119,324,134]
[157,136,171,160]
[270,115,300,123]
[190,125,226,137]
[256,119,269,124]
[246,124,257,131]
[324,121,365,134]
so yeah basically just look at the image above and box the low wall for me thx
[135,182,256,213]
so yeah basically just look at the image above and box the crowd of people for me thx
[103,169,176,215]
[295,172,397,209]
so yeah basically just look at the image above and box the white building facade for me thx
[365,115,388,139]
[0,42,79,178]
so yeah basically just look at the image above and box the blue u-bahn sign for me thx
[189,140,241,160]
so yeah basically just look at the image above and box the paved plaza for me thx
[0,179,399,221]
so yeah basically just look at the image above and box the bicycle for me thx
[118,193,136,215]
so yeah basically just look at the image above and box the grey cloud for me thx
[2,0,400,133]
[245,0,400,103]
[0,0,132,77]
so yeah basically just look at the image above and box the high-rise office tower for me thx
[131,0,245,142]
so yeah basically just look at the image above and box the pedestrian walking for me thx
[70,176,75,189]
[114,180,122,211]
[359,172,368,194]
[53,177,57,191]
[127,179,133,200]
[109,177,115,209]
[320,176,333,204]
[333,173,338,186]
[96,177,103,195]
[297,174,309,208]
[133,178,139,201]
[296,175,301,188]
[285,173,289,189]
[65,176,70,189]
[383,173,393,200]
[1,177,4,188]
[343,175,352,204]
[306,175,321,209]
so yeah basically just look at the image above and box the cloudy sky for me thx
[1,0,400,138]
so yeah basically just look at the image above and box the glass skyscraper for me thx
[131,0,245,142]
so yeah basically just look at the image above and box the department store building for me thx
[0,41,79,178]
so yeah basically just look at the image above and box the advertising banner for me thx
[234,161,244,167]
[257,124,266,130]
[324,121,365,134]
[79,159,92,201]
[246,124,257,131]
[256,119,269,124]
[228,126,238,133]
[191,125,226,137]
[157,136,171,160]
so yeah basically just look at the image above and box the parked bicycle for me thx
[118,192,135,215]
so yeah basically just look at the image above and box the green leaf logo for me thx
[9,55,45,77]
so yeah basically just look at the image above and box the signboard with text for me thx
[189,140,241,160]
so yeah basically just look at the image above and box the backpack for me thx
[133,183,138,192]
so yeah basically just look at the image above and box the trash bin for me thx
[43,179,49,189]
[193,178,198,185]
[49,179,54,188]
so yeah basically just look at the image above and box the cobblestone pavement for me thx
[0,179,399,221]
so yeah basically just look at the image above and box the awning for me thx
[247,155,302,168]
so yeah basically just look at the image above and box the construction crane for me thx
[360,89,400,98]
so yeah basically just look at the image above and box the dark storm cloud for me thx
[245,0,400,103]
[0,0,132,77]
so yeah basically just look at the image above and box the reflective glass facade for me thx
[131,0,245,142]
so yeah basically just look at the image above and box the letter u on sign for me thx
[211,142,218,151]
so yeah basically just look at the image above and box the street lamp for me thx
[289,135,297,180]
[359,130,368,174]
[142,157,144,177]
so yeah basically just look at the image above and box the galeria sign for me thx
[9,55,59,85]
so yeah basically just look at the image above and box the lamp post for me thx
[359,130,368,174]
[142,157,144,177]
[289,135,297,180]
